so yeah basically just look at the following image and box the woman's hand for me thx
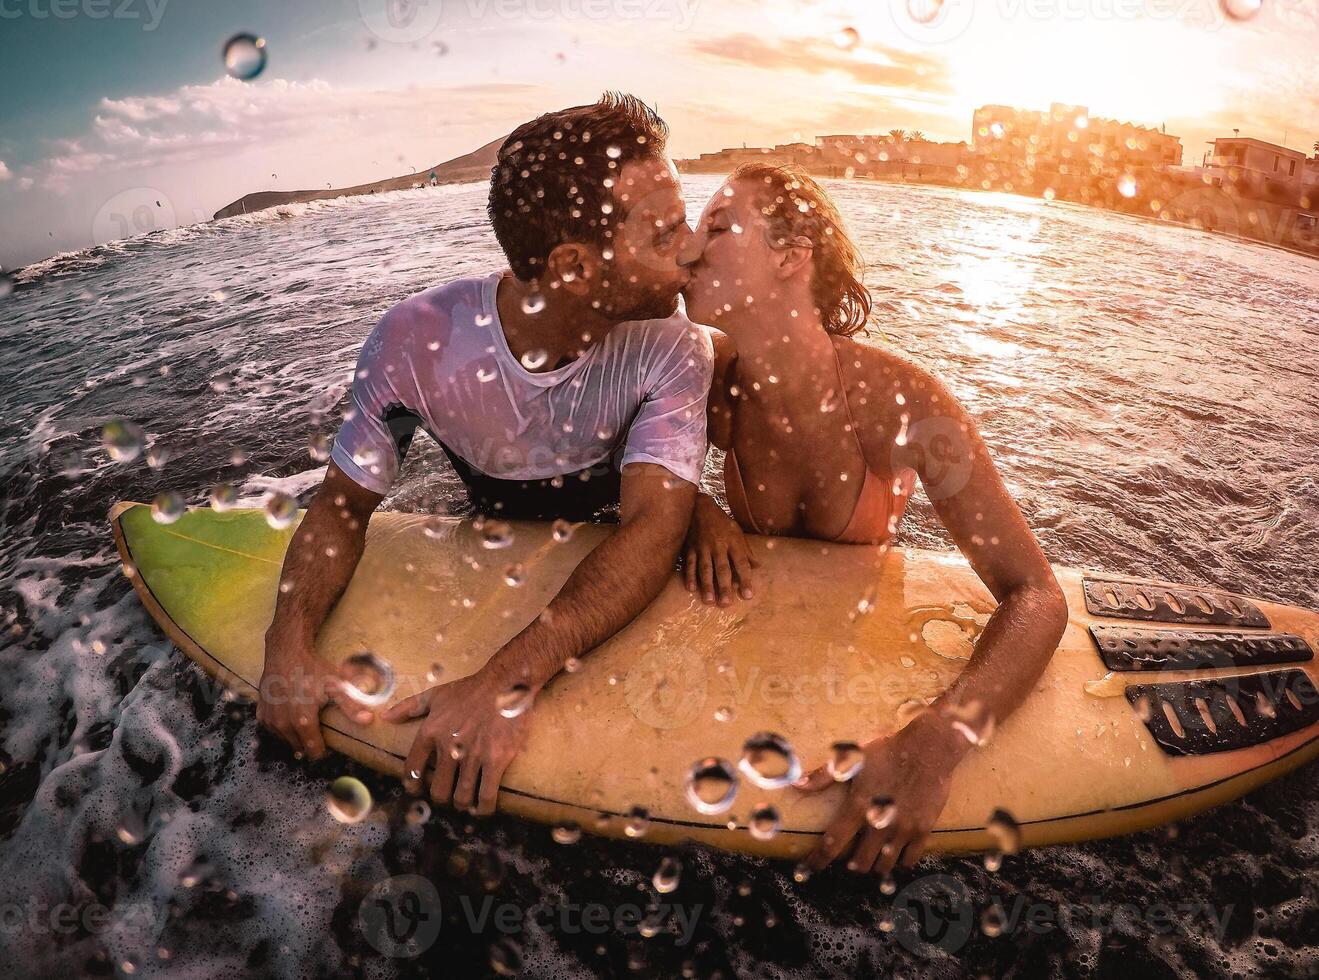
[794,710,969,876]
[683,493,759,606]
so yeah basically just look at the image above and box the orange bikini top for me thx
[722,345,917,545]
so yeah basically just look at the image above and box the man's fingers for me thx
[382,690,431,723]
[430,747,458,806]
[875,824,912,878]
[808,811,862,871]
[295,712,326,760]
[684,549,698,592]
[792,764,835,794]
[402,734,434,795]
[849,827,889,874]
[475,754,508,816]
[453,754,481,811]
[898,830,931,870]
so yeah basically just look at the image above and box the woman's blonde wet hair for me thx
[730,162,871,337]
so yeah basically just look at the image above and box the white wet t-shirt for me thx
[331,271,713,497]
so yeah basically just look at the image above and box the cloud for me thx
[32,76,538,193]
[688,32,953,96]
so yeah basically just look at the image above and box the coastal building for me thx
[972,102,1181,176]
[1202,137,1311,200]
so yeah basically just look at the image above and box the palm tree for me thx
[1313,138,1319,155]
[909,130,928,142]
[888,128,906,143]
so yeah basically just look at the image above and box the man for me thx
[257,93,712,818]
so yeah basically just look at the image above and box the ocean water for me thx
[1,176,1317,978]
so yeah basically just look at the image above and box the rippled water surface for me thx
[1,178,1317,978]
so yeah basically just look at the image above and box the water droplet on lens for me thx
[308,433,332,462]
[749,804,780,840]
[520,348,549,370]
[476,366,497,383]
[624,805,650,837]
[948,699,996,746]
[833,26,860,49]
[866,795,897,829]
[425,662,444,683]
[606,145,622,159]
[151,491,186,524]
[223,33,267,80]
[1220,0,1261,19]
[481,519,514,549]
[986,807,1021,857]
[503,563,525,587]
[340,651,396,707]
[684,757,739,814]
[738,732,800,789]
[264,491,298,529]
[1117,174,1138,198]
[490,937,523,976]
[551,519,573,543]
[209,482,238,511]
[145,444,169,471]
[981,901,1006,937]
[552,821,581,844]
[826,741,865,781]
[653,856,682,893]
[102,419,145,462]
[405,800,431,825]
[497,683,534,718]
[907,0,945,23]
[0,272,12,298]
[521,292,546,315]
[326,775,372,823]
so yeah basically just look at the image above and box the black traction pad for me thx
[1083,576,1270,628]
[1091,627,1313,672]
[1125,670,1319,756]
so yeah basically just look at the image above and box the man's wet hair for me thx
[488,92,669,281]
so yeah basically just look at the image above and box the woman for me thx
[679,163,1069,877]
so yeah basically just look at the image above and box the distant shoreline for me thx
[680,162,1319,263]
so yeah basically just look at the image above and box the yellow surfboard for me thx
[109,502,1319,859]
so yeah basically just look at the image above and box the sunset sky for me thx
[1,0,1316,269]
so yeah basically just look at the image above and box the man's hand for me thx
[256,647,355,761]
[683,492,758,605]
[382,668,536,816]
[795,711,968,876]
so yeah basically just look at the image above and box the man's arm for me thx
[256,462,383,759]
[383,462,696,814]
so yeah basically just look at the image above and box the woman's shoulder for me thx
[829,334,945,405]
[830,334,963,463]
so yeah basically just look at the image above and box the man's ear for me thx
[545,243,601,296]
[772,244,813,281]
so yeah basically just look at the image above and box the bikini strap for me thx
[829,340,869,459]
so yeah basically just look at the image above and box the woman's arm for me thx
[704,326,738,451]
[798,356,1069,876]
[683,326,760,604]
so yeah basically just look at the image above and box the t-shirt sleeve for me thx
[330,311,421,496]
[620,321,714,486]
